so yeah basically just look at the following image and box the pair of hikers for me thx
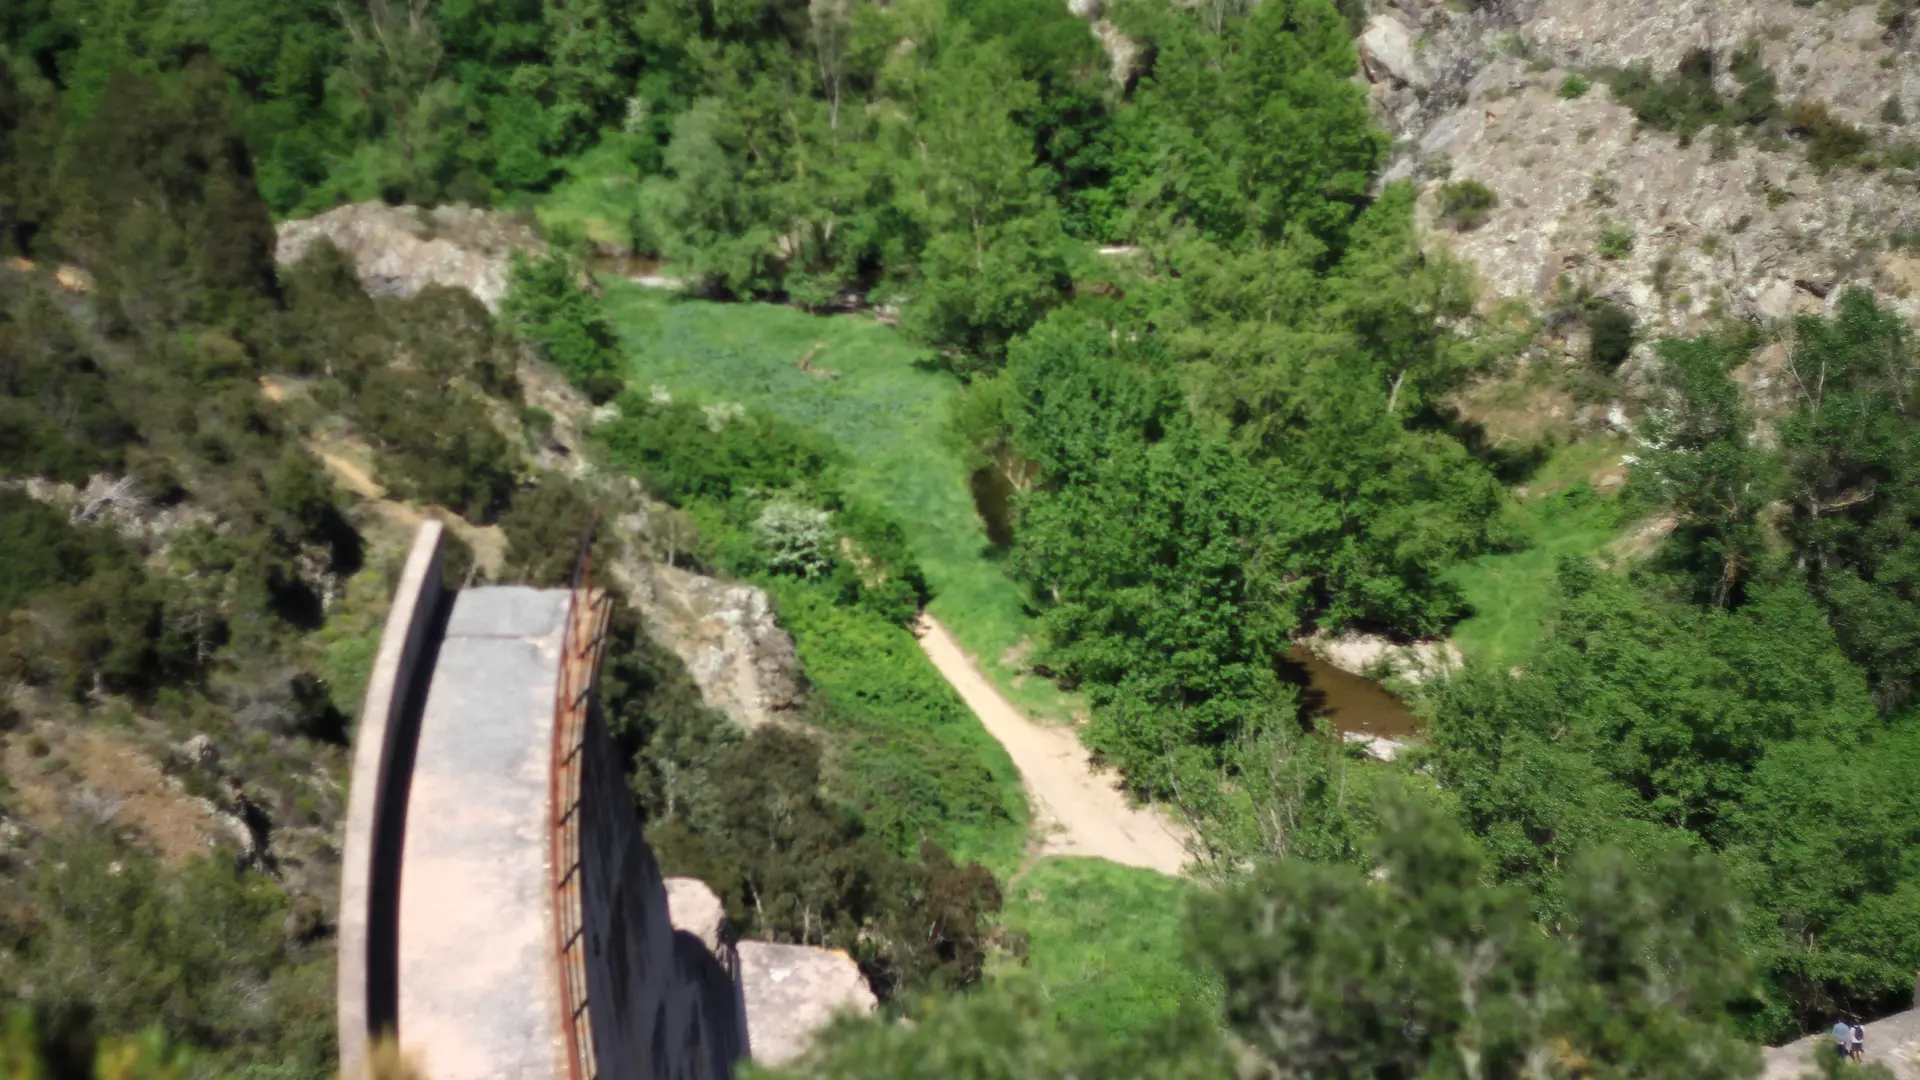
[1830,1018,1866,1062]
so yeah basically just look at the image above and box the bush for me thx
[503,251,624,402]
[0,490,130,613]
[1603,44,1779,144]
[597,394,836,505]
[1436,179,1499,231]
[1588,301,1635,368]
[1597,221,1635,259]
[754,498,836,579]
[1558,73,1591,99]
[1784,100,1872,172]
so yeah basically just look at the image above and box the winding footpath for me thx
[914,615,1191,877]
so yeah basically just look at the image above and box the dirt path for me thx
[1762,1008,1920,1079]
[915,615,1191,877]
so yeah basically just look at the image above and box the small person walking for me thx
[1850,1019,1865,1062]
[1832,1017,1853,1062]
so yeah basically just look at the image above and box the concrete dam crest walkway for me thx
[336,521,870,1080]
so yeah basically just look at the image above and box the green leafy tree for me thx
[1776,289,1920,708]
[1118,0,1386,253]
[1192,789,1760,1080]
[329,0,464,202]
[1425,560,1920,1037]
[1633,333,1778,607]
[1007,312,1299,792]
[52,59,281,331]
[502,248,624,400]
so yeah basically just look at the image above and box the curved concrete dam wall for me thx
[336,524,745,1080]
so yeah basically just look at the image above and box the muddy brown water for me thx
[1282,646,1422,739]
[585,252,663,279]
[967,452,1036,551]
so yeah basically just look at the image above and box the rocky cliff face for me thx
[1355,0,1920,348]
[275,202,545,312]
[621,562,802,731]
[665,877,878,1068]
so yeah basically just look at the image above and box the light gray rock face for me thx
[626,563,802,731]
[1304,630,1463,684]
[275,202,545,312]
[1359,13,1428,90]
[735,941,878,1068]
[1355,0,1920,346]
[665,876,730,956]
[665,878,879,1069]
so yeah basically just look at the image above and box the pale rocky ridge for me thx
[275,201,546,312]
[269,203,806,735]
[1352,0,1920,349]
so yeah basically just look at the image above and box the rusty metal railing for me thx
[550,513,612,1080]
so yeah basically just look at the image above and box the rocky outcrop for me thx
[1354,0,1920,347]
[1359,13,1429,91]
[8,474,215,547]
[664,876,879,1069]
[275,202,545,312]
[665,876,731,957]
[735,942,878,1067]
[1305,630,1463,684]
[623,562,802,731]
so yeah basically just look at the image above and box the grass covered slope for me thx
[602,282,1077,722]
[1444,438,1639,668]
[995,858,1218,1039]
[767,585,1029,872]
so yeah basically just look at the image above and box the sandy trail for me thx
[915,615,1191,877]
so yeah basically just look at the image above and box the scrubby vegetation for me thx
[1588,299,1636,367]
[1436,178,1499,230]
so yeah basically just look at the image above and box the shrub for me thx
[597,394,836,505]
[1559,73,1591,99]
[1436,179,1499,231]
[1597,221,1635,259]
[1603,44,1779,144]
[503,251,624,402]
[1588,302,1636,368]
[1882,94,1907,126]
[754,498,836,579]
[0,490,129,613]
[1784,101,1872,171]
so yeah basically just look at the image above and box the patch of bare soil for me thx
[1450,373,1585,450]
[3,727,225,863]
[307,436,507,577]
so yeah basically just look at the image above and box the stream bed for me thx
[1281,646,1421,739]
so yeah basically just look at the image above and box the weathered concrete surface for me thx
[1762,1008,1920,1080]
[578,657,747,1080]
[338,521,445,1079]
[397,587,570,1080]
[667,877,886,1070]
[736,942,877,1068]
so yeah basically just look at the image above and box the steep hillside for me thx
[1357,0,1920,348]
